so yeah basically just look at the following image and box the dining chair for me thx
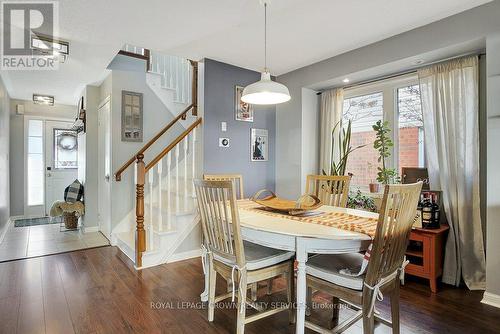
[203,174,262,297]
[194,179,295,334]
[305,175,351,207]
[204,174,244,199]
[304,182,423,334]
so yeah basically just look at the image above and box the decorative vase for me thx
[369,183,380,193]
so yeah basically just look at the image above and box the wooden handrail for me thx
[146,117,202,171]
[114,103,194,181]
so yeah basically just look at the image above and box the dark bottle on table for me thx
[421,194,433,229]
[430,193,441,228]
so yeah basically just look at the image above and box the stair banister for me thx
[135,154,146,268]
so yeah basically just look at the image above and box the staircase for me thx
[113,45,201,269]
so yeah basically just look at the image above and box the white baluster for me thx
[191,128,196,195]
[157,160,163,232]
[175,144,180,212]
[169,56,173,88]
[148,171,154,251]
[155,52,160,73]
[166,152,172,230]
[184,137,189,210]
[175,57,179,101]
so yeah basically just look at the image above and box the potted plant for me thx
[367,162,380,193]
[347,190,378,212]
[372,120,400,185]
[322,119,365,177]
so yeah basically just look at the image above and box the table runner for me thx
[237,199,378,238]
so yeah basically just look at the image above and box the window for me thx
[27,120,44,206]
[341,75,425,189]
[342,92,383,188]
[397,85,424,168]
[54,129,78,169]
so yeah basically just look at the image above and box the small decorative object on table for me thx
[251,189,322,216]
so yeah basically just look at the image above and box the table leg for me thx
[296,239,307,334]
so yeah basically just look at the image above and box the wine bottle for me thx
[431,193,440,228]
[422,193,433,229]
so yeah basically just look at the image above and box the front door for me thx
[98,98,112,238]
[45,121,79,215]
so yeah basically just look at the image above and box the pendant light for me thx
[241,1,290,105]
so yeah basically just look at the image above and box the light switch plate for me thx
[219,137,230,147]
[221,122,227,132]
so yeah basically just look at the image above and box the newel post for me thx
[135,153,146,268]
[190,60,198,116]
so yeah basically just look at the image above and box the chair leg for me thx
[306,286,312,316]
[391,283,401,334]
[362,292,375,334]
[328,296,340,329]
[208,264,217,322]
[287,262,295,324]
[251,283,258,301]
[236,273,248,334]
[266,278,273,295]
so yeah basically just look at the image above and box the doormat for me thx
[14,216,62,227]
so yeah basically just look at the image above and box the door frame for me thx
[97,95,112,238]
[23,115,74,218]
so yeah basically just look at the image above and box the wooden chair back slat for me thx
[365,182,423,286]
[204,174,244,199]
[305,175,351,207]
[194,179,245,266]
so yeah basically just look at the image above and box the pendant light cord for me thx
[264,2,267,72]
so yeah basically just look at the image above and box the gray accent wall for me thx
[0,76,10,237]
[203,59,276,197]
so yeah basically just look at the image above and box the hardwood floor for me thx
[0,246,498,334]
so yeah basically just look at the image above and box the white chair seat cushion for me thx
[214,241,295,271]
[306,253,365,290]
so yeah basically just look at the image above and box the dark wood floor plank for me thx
[2,245,500,334]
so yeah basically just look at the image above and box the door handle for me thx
[105,175,110,182]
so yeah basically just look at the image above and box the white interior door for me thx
[45,121,79,215]
[98,98,112,238]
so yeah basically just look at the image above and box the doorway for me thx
[98,97,112,238]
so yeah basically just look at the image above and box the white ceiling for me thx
[0,0,492,106]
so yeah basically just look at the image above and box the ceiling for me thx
[0,0,492,106]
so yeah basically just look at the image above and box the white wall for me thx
[486,33,500,300]
[0,76,10,238]
[8,99,75,217]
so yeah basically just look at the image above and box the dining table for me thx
[199,200,377,334]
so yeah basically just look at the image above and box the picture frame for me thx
[402,167,430,190]
[251,128,268,161]
[235,85,254,122]
[121,90,143,142]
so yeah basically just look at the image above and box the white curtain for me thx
[418,56,486,289]
[320,88,344,174]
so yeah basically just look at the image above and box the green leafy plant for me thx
[372,120,400,185]
[347,190,377,212]
[322,120,366,177]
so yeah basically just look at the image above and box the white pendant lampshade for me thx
[241,2,290,105]
[241,71,290,105]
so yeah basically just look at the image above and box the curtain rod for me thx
[316,51,485,95]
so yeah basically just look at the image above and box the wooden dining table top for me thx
[236,200,376,241]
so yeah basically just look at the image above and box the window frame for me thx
[342,73,424,187]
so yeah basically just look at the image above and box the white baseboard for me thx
[482,292,500,309]
[167,248,201,264]
[83,226,99,233]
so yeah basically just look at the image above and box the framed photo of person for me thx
[235,85,254,122]
[251,128,268,161]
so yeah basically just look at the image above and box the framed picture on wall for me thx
[251,128,268,161]
[121,90,143,142]
[235,85,254,122]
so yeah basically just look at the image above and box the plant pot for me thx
[369,183,380,193]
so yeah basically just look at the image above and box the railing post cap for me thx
[137,153,144,160]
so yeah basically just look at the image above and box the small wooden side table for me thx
[404,225,449,293]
